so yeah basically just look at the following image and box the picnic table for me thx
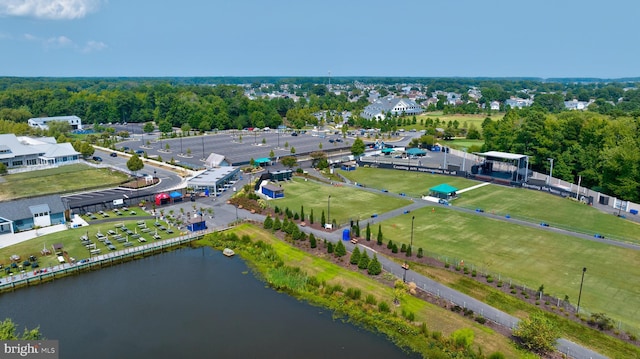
[138,237,147,243]
[123,242,134,247]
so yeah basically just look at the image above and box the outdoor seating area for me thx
[83,208,141,222]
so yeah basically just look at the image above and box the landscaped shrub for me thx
[387,239,393,249]
[497,280,503,287]
[367,254,382,275]
[309,234,317,248]
[365,294,377,305]
[475,316,487,324]
[391,243,398,253]
[486,275,494,283]
[417,247,423,258]
[358,251,370,269]
[378,301,390,313]
[588,313,614,331]
[327,242,334,254]
[400,243,407,253]
[444,263,450,268]
[345,288,362,300]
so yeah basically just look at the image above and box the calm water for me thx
[0,247,416,359]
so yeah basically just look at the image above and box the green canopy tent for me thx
[428,183,458,200]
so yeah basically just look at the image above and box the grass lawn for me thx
[338,167,480,198]
[0,164,129,201]
[455,184,640,244]
[440,139,484,150]
[377,205,640,334]
[416,112,503,133]
[0,207,180,278]
[229,224,529,358]
[267,177,412,225]
[410,262,640,359]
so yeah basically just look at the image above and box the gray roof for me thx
[0,195,67,221]
[0,134,79,159]
[29,204,50,215]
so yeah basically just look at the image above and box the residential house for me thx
[505,97,533,109]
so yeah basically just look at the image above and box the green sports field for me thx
[454,184,640,244]
[265,177,412,226]
[377,205,640,333]
[338,167,479,198]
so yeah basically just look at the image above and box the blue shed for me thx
[261,184,284,199]
[187,216,207,232]
[342,228,351,241]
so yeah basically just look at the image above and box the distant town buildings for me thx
[505,97,533,109]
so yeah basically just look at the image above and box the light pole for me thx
[403,216,415,282]
[201,136,205,161]
[153,169,157,179]
[327,195,331,228]
[277,130,280,149]
[180,136,183,155]
[577,267,587,314]
[547,157,554,185]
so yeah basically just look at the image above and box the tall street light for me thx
[577,267,587,314]
[327,195,331,228]
[402,216,415,282]
[547,157,554,185]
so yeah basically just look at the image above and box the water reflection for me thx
[0,247,415,359]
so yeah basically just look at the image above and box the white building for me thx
[361,96,423,120]
[0,134,80,170]
[27,115,83,131]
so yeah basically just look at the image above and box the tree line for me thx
[482,108,640,202]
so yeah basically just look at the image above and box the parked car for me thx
[328,139,335,143]
[110,152,117,157]
[291,132,298,136]
[92,156,102,162]
[135,150,145,155]
[335,138,342,142]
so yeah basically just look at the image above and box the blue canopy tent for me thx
[170,191,183,202]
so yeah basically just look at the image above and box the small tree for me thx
[262,137,266,145]
[366,222,371,241]
[321,210,326,227]
[300,205,305,222]
[514,313,560,353]
[354,221,360,237]
[269,149,275,158]
[406,245,412,257]
[367,254,382,275]
[281,156,297,169]
[400,243,407,253]
[309,233,317,248]
[335,240,346,257]
[126,154,144,176]
[327,242,334,254]
[273,216,282,231]
[391,243,398,253]
[377,224,383,245]
[387,239,393,249]
[263,215,273,229]
[350,247,361,265]
[290,146,296,154]
[309,209,314,224]
[417,247,424,258]
[357,251,370,269]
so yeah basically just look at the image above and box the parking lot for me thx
[117,130,353,166]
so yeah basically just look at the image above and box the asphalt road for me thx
[63,148,183,211]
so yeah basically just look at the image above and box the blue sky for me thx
[0,0,638,78]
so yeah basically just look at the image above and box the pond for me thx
[0,247,416,358]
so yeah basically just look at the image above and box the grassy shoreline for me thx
[197,224,532,358]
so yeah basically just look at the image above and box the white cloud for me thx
[22,32,106,53]
[45,35,72,47]
[81,40,106,53]
[0,0,104,20]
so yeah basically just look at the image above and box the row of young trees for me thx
[482,108,640,201]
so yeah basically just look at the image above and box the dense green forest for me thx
[482,109,640,201]
[1,77,639,202]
